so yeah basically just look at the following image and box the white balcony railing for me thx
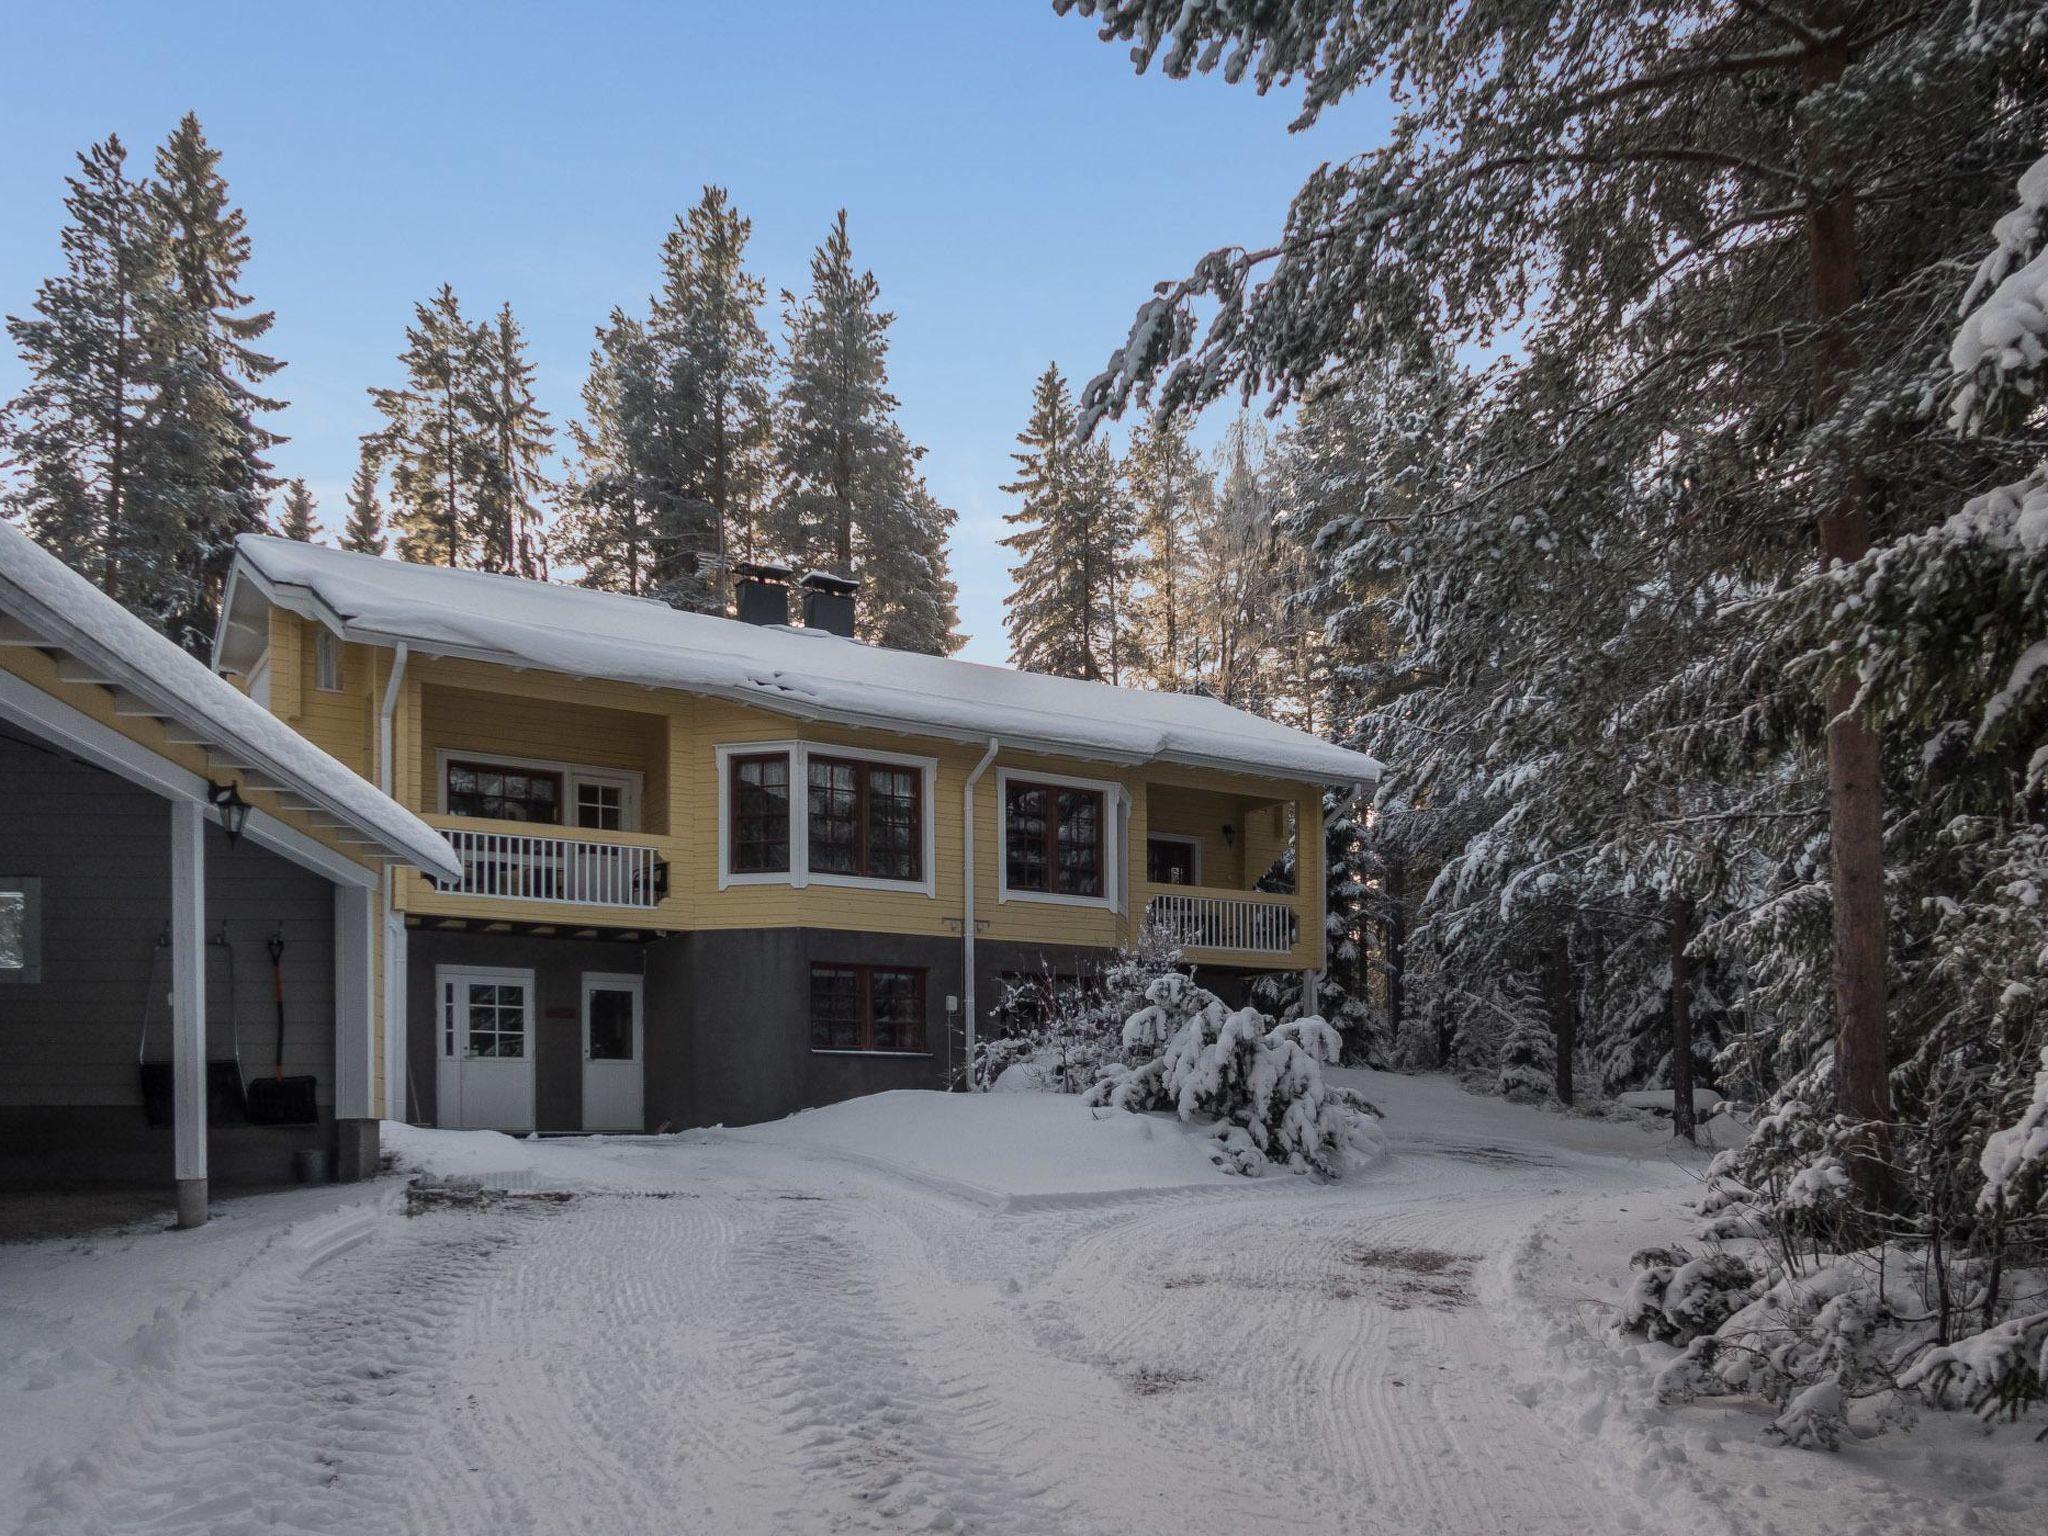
[1145,889,1299,955]
[434,828,663,909]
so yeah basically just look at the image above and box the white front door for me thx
[581,973,644,1132]
[436,967,536,1132]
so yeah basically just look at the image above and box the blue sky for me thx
[0,2,1385,662]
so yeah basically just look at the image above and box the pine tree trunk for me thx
[1669,896,1696,1144]
[1802,15,1893,1209]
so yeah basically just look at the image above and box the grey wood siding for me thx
[0,730,336,1107]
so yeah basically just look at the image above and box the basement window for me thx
[0,878,42,985]
[810,964,927,1054]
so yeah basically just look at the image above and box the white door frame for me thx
[435,964,537,1132]
[580,972,644,1132]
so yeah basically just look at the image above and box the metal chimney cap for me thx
[735,560,796,583]
[798,570,860,596]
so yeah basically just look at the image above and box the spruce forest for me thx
[5,0,2048,1479]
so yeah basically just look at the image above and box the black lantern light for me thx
[207,779,252,848]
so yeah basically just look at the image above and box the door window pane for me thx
[588,988,635,1061]
[576,781,625,831]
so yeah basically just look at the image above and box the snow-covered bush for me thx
[973,922,1185,1093]
[1086,973,1383,1177]
[1620,1247,1755,1345]
[1900,1311,2048,1425]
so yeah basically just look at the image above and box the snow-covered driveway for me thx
[5,1076,2040,1535]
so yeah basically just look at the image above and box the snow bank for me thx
[732,1090,1249,1209]
[234,535,1381,785]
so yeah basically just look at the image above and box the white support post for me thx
[169,799,208,1228]
[383,905,408,1125]
[333,882,380,1181]
[334,884,375,1119]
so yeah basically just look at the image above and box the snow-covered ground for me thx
[2,1075,2040,1535]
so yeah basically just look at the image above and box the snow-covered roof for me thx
[223,536,1383,787]
[0,523,462,881]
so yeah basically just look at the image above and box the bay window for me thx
[718,743,934,891]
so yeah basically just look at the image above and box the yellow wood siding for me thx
[282,623,1327,970]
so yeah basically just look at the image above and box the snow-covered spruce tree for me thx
[557,313,661,595]
[367,284,488,568]
[339,444,386,556]
[471,303,552,579]
[1088,973,1384,1176]
[1055,0,2046,1215]
[859,463,964,655]
[274,477,319,542]
[1001,363,1133,680]
[3,135,158,597]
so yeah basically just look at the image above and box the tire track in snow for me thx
[16,1201,548,1536]
[731,1194,1075,1535]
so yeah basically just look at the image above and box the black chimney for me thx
[734,561,794,626]
[799,570,859,638]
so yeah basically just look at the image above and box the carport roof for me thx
[0,523,461,882]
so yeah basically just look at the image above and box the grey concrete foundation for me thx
[334,1117,379,1182]
[174,1177,207,1229]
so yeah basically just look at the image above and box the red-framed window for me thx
[446,760,563,824]
[1004,780,1106,897]
[729,753,792,873]
[809,964,927,1053]
[807,756,922,882]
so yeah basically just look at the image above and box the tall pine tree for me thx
[141,113,285,647]
[2,135,156,597]
[1124,412,1210,689]
[340,443,387,555]
[369,284,485,567]
[275,476,319,542]
[1001,364,1127,679]
[474,302,552,578]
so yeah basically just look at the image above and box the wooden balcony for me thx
[406,816,683,932]
[1140,883,1303,962]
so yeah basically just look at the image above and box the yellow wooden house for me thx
[213,537,1381,1133]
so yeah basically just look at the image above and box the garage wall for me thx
[0,731,336,1108]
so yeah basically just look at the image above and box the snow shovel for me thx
[245,930,319,1125]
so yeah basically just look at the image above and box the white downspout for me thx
[378,641,409,796]
[961,736,1000,1088]
[377,643,409,1121]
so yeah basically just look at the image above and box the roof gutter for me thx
[961,735,1000,1088]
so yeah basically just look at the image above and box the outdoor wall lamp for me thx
[206,779,252,848]
[653,859,671,898]
[1222,823,1235,848]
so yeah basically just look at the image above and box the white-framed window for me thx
[314,627,344,692]
[0,877,42,985]
[435,750,643,832]
[996,767,1123,910]
[714,741,938,898]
